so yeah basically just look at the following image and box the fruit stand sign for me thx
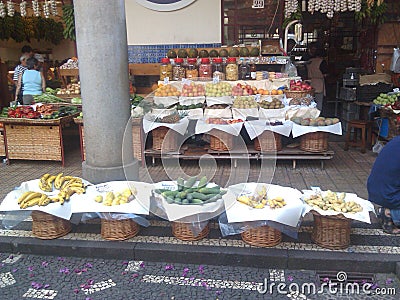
[252,0,264,9]
[135,0,196,11]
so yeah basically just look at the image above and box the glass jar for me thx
[225,57,238,81]
[249,59,257,80]
[186,58,198,79]
[199,58,212,80]
[172,58,186,81]
[159,58,172,81]
[239,58,250,80]
[212,58,225,81]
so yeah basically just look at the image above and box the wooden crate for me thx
[76,119,143,162]
[5,124,62,161]
[0,128,5,157]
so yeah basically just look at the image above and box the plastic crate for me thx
[356,83,393,102]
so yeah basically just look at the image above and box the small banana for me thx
[19,192,42,204]
[46,175,57,186]
[38,180,52,192]
[38,194,49,206]
[54,173,64,189]
[69,187,85,194]
[94,195,103,203]
[40,174,51,184]
[17,191,34,204]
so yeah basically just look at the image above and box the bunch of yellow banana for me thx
[267,197,286,209]
[50,177,86,205]
[304,191,363,213]
[18,191,51,209]
[94,188,135,206]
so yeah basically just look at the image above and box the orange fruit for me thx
[271,89,278,95]
[263,90,270,95]
[277,89,283,95]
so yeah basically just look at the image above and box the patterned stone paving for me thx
[0,252,398,300]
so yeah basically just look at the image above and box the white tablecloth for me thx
[195,118,244,136]
[244,120,293,140]
[291,122,342,138]
[143,117,189,135]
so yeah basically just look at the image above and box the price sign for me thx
[163,77,170,84]
[212,76,220,84]
[252,0,264,9]
[255,94,261,102]
[182,78,192,85]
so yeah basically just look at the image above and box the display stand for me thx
[1,115,77,166]
[0,127,5,157]
[58,68,79,88]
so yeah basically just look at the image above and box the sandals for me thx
[377,207,400,234]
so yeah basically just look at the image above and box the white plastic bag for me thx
[390,48,400,73]
[285,61,298,77]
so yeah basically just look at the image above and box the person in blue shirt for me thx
[15,57,45,105]
[367,136,400,234]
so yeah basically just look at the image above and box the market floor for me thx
[0,252,398,300]
[0,138,376,208]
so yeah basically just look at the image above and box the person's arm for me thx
[15,74,22,101]
[319,60,329,76]
[40,72,46,92]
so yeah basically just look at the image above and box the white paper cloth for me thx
[285,107,320,120]
[206,96,233,106]
[301,190,375,224]
[153,181,225,222]
[178,108,203,120]
[232,108,259,119]
[70,181,152,215]
[195,118,244,136]
[0,179,89,220]
[203,107,232,119]
[291,122,342,138]
[179,96,205,106]
[244,120,293,140]
[224,183,304,227]
[153,96,179,107]
[143,117,189,135]
[259,107,287,121]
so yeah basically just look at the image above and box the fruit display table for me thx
[1,115,77,166]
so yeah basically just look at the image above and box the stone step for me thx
[0,216,398,274]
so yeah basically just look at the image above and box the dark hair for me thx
[21,45,33,54]
[26,57,38,70]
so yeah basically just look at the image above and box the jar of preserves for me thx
[239,58,250,80]
[172,58,186,81]
[186,58,198,79]
[199,58,212,80]
[225,57,238,81]
[212,58,225,81]
[249,59,257,80]
[159,58,172,81]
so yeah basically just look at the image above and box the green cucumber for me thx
[204,193,220,200]
[204,194,222,203]
[197,176,208,188]
[190,199,204,205]
[161,190,178,198]
[165,197,175,204]
[186,194,193,201]
[184,176,197,189]
[177,178,185,191]
[182,199,189,204]
[177,191,187,199]
[174,197,182,204]
[198,187,221,194]
[219,189,227,195]
[190,192,209,201]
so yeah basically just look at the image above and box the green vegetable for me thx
[197,176,208,189]
[177,178,185,191]
[174,198,182,204]
[204,194,222,203]
[177,191,187,199]
[184,176,197,189]
[161,190,178,198]
[189,192,209,201]
[198,187,221,194]
[190,199,204,204]
[182,199,189,204]
[154,188,169,194]
[165,197,175,204]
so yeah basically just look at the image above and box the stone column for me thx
[74,0,138,184]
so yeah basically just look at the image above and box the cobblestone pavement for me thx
[0,252,398,300]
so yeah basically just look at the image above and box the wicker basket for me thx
[300,132,329,153]
[209,129,233,151]
[101,218,140,241]
[254,131,282,152]
[152,126,178,152]
[241,225,282,247]
[171,221,210,241]
[311,211,352,250]
[31,211,71,239]
[284,89,315,99]
[0,129,5,157]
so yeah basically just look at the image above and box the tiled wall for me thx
[128,43,222,63]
